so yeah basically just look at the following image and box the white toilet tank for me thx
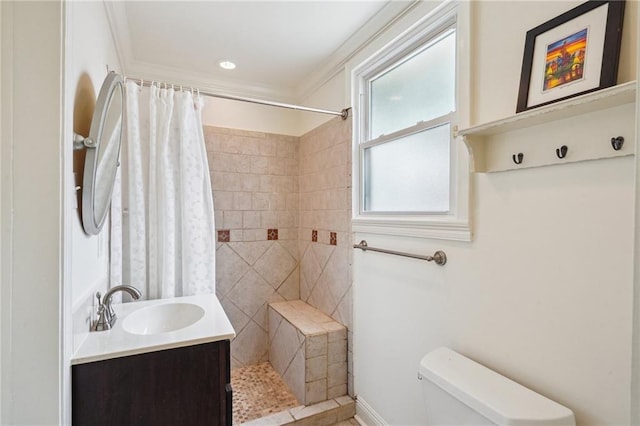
[419,348,575,426]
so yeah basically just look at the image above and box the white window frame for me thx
[351,0,471,241]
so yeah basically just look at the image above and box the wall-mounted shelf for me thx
[459,81,637,172]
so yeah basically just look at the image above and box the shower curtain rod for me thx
[126,77,350,120]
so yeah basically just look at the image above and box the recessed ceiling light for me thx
[219,60,236,70]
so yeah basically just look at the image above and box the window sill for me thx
[351,215,471,242]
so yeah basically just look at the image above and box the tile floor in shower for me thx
[231,362,300,424]
[231,362,358,426]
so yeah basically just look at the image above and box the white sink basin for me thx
[72,294,236,365]
[122,302,205,335]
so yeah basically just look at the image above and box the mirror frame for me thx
[75,71,124,235]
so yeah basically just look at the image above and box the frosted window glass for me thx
[364,124,450,212]
[370,30,455,139]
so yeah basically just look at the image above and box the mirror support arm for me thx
[73,132,97,150]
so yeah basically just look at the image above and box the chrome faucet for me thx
[91,285,142,331]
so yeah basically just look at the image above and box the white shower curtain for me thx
[110,81,216,299]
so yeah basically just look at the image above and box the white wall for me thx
[200,84,343,137]
[0,0,120,422]
[68,1,122,356]
[199,55,349,137]
[297,70,347,134]
[0,2,4,421]
[350,1,638,425]
[632,12,640,419]
[1,2,64,424]
[201,97,301,136]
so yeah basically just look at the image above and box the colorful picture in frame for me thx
[516,0,625,113]
[543,28,588,91]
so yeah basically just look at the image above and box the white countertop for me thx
[71,293,235,365]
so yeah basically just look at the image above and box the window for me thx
[352,1,471,241]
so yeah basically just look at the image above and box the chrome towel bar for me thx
[352,240,447,266]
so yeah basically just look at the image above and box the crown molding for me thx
[295,1,419,102]
[104,0,298,102]
[124,59,298,103]
[104,0,417,104]
[103,1,133,74]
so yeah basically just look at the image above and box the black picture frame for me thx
[516,0,625,113]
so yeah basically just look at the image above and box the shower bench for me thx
[268,300,347,406]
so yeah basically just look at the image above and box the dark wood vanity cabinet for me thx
[72,340,232,426]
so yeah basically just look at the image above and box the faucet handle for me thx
[91,293,111,332]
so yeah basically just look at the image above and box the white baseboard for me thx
[355,397,388,426]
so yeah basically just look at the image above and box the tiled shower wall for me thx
[298,117,353,394]
[205,117,353,393]
[205,126,300,367]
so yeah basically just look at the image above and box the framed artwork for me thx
[516,0,625,113]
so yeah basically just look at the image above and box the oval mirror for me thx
[76,72,124,235]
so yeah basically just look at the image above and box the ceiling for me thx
[105,1,416,102]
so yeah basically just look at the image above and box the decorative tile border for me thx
[218,229,230,242]
[268,228,279,240]
[309,230,340,245]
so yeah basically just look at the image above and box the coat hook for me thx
[611,136,624,151]
[556,145,568,159]
[512,153,524,164]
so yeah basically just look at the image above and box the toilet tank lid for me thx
[419,348,575,426]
